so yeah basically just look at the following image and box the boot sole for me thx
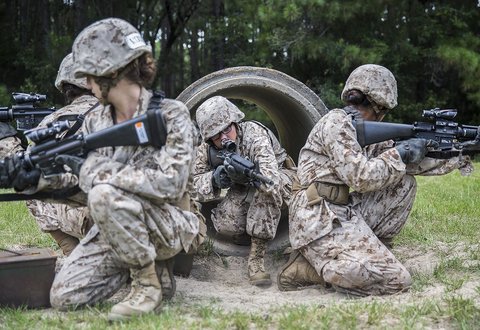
[250,277,272,287]
[107,304,163,321]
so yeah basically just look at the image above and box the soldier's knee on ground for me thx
[50,284,79,311]
[322,259,383,289]
[322,259,412,294]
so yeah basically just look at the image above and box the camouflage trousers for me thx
[300,175,416,296]
[50,184,199,309]
[211,183,283,240]
[26,200,92,238]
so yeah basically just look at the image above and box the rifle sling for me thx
[146,91,167,148]
[64,102,101,138]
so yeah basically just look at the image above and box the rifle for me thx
[14,109,166,179]
[208,139,274,186]
[0,92,56,131]
[353,108,480,158]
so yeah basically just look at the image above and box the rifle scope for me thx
[25,120,70,143]
[422,108,457,120]
[221,139,237,153]
[12,92,47,104]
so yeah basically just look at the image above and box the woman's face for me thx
[210,123,238,149]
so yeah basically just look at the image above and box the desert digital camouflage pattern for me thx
[72,18,151,78]
[26,94,98,237]
[290,108,472,295]
[0,136,23,157]
[195,96,245,141]
[54,53,88,91]
[50,89,200,308]
[193,121,296,240]
[341,64,398,110]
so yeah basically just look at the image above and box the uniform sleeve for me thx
[406,156,474,176]
[79,101,196,201]
[192,142,221,202]
[247,126,282,193]
[320,110,406,193]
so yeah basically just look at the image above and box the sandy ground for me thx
[169,242,480,312]
[5,241,479,315]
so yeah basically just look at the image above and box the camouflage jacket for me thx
[289,108,472,249]
[192,121,287,202]
[37,94,98,130]
[34,89,196,206]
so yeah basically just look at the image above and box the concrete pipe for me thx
[177,66,328,256]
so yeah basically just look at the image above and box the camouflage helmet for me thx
[54,53,88,92]
[341,64,398,109]
[196,96,245,141]
[72,17,151,78]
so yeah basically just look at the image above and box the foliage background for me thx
[0,0,479,124]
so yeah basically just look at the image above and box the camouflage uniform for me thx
[50,88,199,308]
[0,123,22,157]
[193,95,296,286]
[26,94,97,238]
[193,121,295,240]
[288,66,472,296]
[23,53,98,242]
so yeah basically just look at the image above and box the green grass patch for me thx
[0,162,479,328]
[0,192,54,249]
[396,163,480,246]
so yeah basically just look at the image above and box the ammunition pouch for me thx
[305,182,349,206]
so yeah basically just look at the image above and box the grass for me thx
[1,162,480,329]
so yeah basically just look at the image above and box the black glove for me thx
[12,167,41,191]
[224,163,250,185]
[212,165,233,189]
[55,155,85,176]
[0,156,18,188]
[395,138,438,164]
[0,154,40,190]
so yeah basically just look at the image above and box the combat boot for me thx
[108,262,162,321]
[277,250,324,291]
[155,258,176,300]
[248,237,272,287]
[49,230,79,256]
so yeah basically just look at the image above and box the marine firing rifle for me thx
[15,108,167,178]
[0,108,166,202]
[353,108,480,158]
[0,92,56,131]
[208,139,274,186]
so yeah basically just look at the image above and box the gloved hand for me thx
[55,155,85,176]
[395,138,438,164]
[224,163,250,185]
[0,156,18,188]
[212,165,233,189]
[0,154,40,190]
[12,167,41,191]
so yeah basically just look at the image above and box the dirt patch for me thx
[172,242,480,312]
